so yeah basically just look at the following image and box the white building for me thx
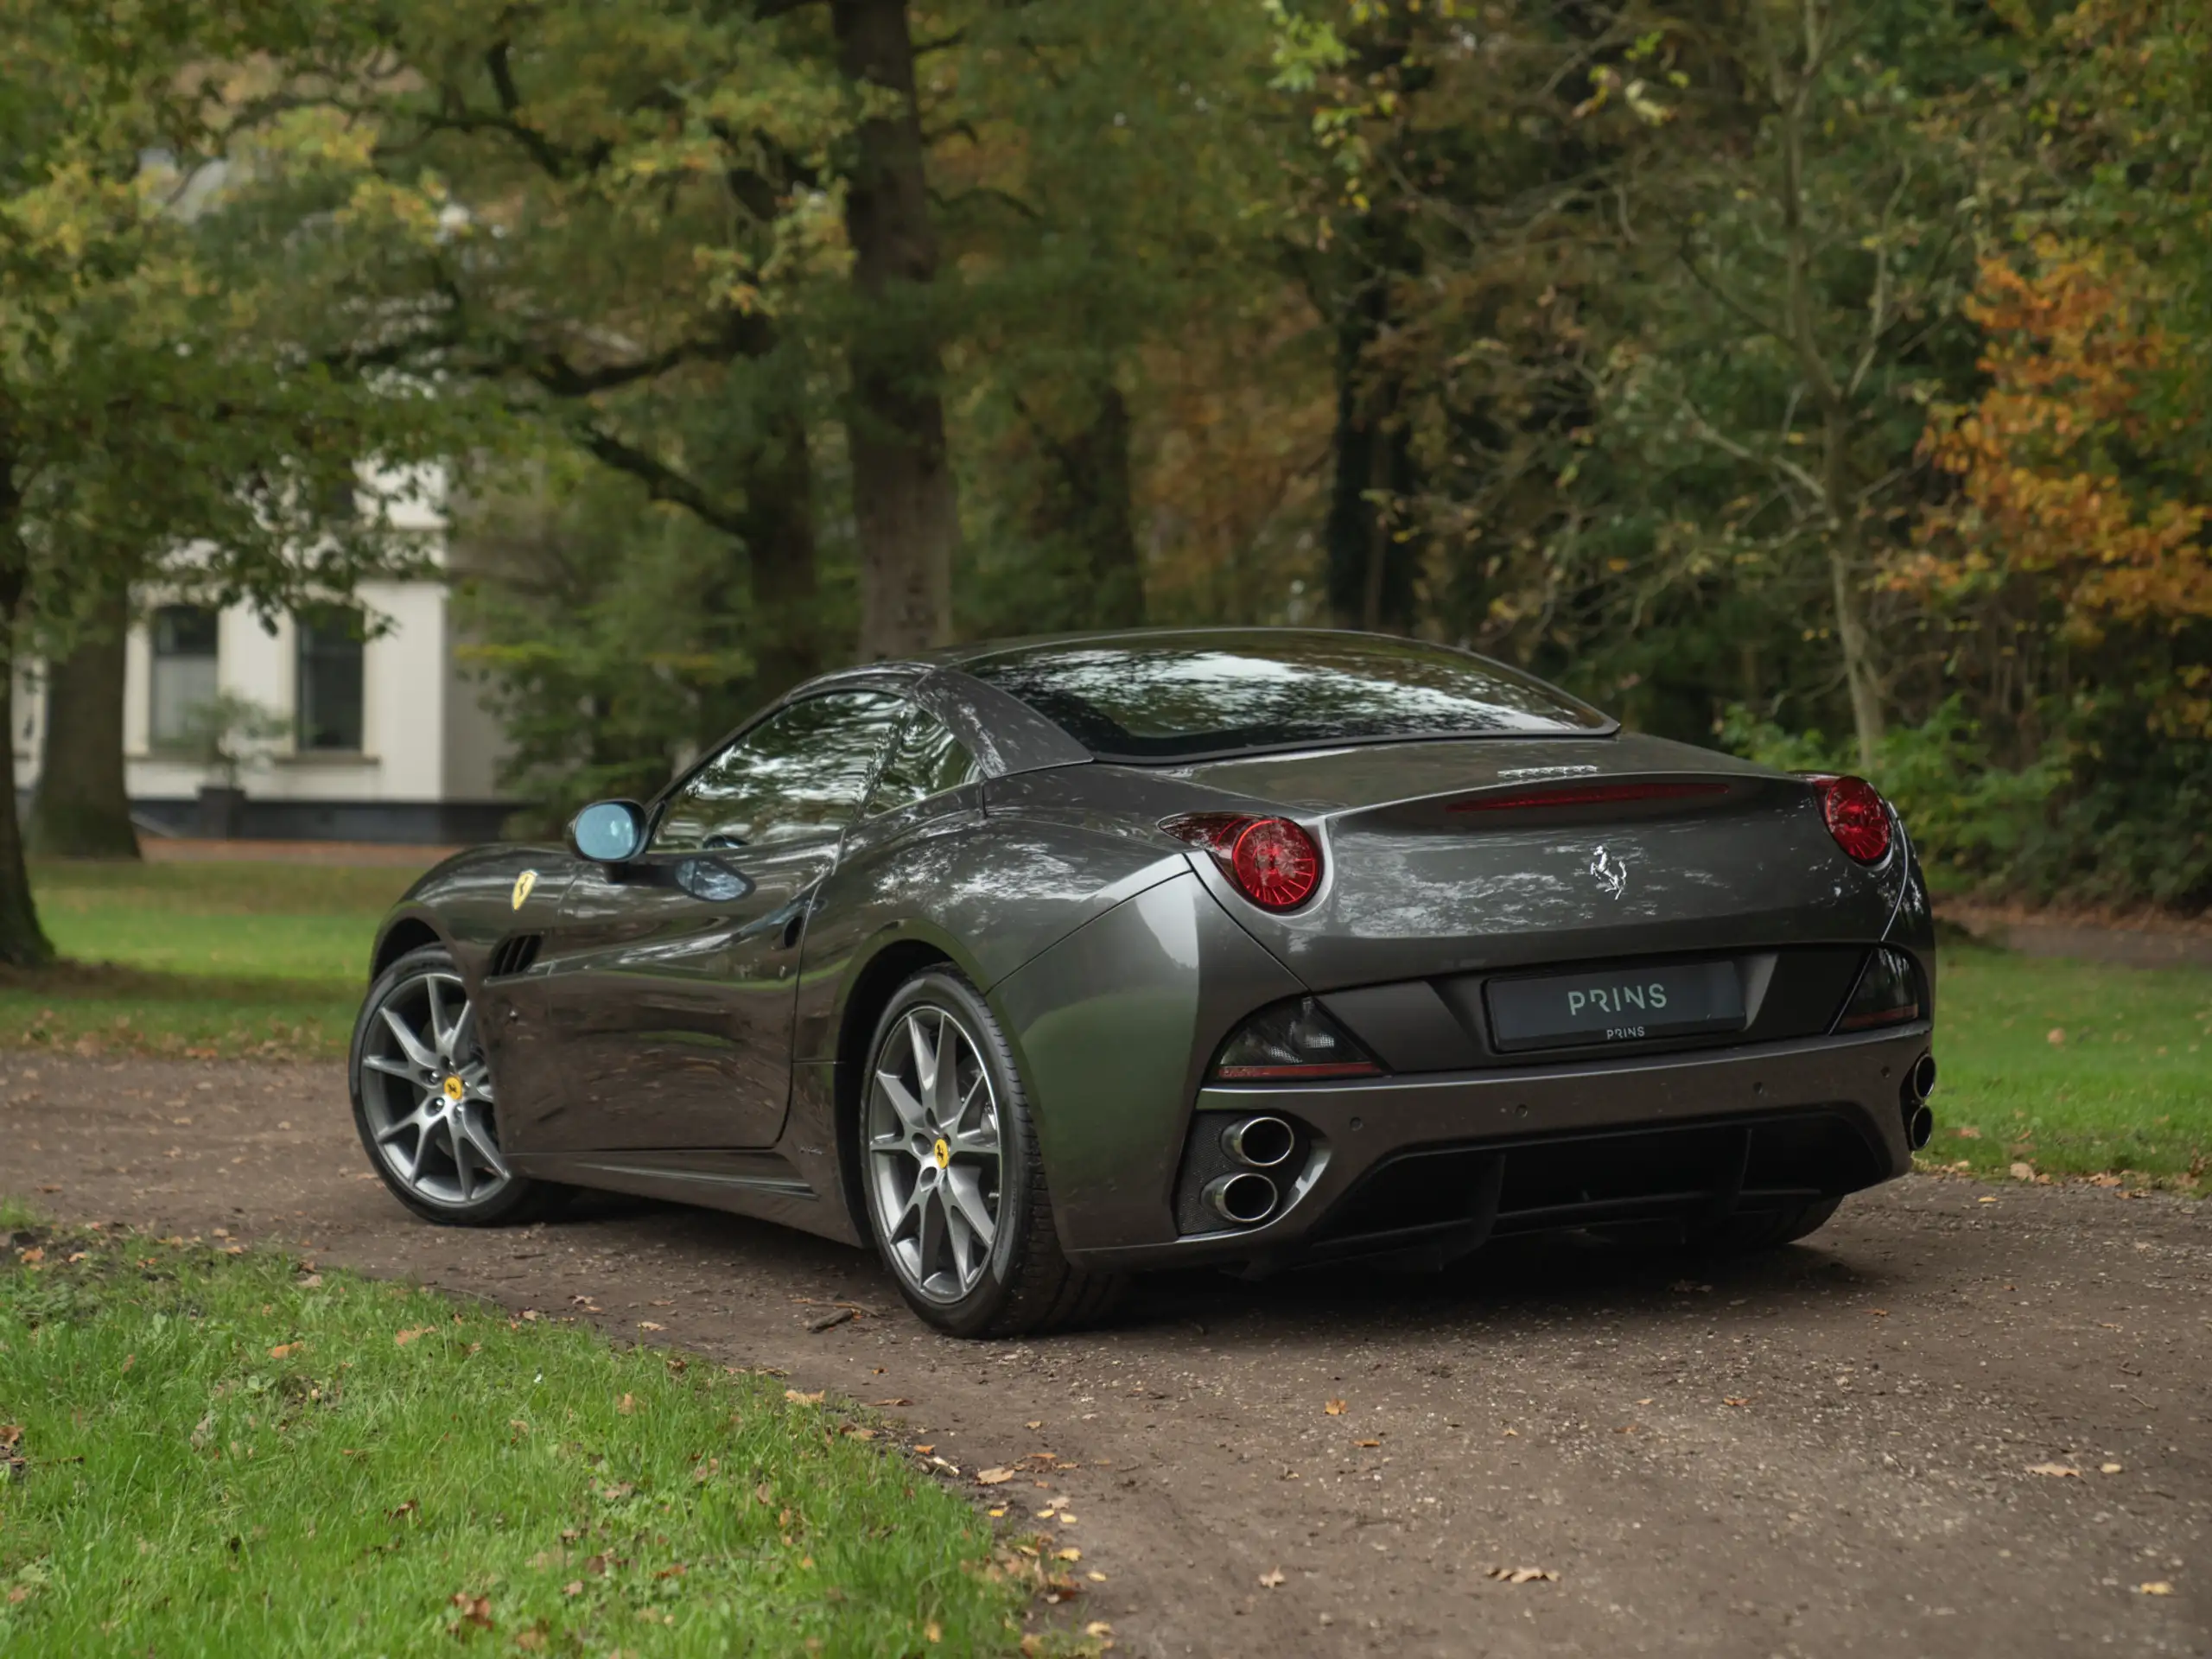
[16,489,513,844]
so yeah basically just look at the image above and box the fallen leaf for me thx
[2009,1161,2036,1181]
[924,1619,942,1643]
[1355,1438,1381,1448]
[638,1321,665,1333]
[2046,1027,2065,1046]
[1954,1126,1981,1140]
[389,1499,419,1521]
[448,1591,493,1631]
[1259,1567,1287,1588]
[2139,1581,2174,1596]
[618,1394,635,1414]
[0,1427,19,1449]
[1056,1548,1081,1562]
[2101,1462,2124,1473]
[394,1326,434,1347]
[562,1582,583,1598]
[1977,1196,1998,1205]
[1324,1400,1346,1415]
[785,1389,825,1406]
[515,1628,548,1651]
[1084,1621,1114,1638]
[268,1343,301,1361]
[1488,1566,1557,1584]
[872,1397,912,1407]
[1086,1571,1107,1583]
[298,1273,322,1287]
[1723,1397,1750,1408]
[1024,1420,1043,1430]
[16,1248,42,1264]
[976,1468,1016,1485]
[2026,1463,2081,1478]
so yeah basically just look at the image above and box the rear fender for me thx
[990,871,1306,1254]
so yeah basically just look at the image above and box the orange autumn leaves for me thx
[1904,242,2212,731]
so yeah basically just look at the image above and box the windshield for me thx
[963,632,1611,762]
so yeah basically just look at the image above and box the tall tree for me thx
[832,0,963,658]
[0,0,456,962]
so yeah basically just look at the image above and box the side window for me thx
[653,691,905,854]
[867,706,979,817]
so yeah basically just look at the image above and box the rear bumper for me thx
[1065,1022,1930,1271]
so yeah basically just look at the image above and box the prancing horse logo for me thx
[511,868,538,911]
[1588,845,1629,901]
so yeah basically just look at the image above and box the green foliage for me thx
[0,1231,1027,1654]
[451,462,798,836]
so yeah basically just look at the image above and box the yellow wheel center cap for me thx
[443,1075,466,1103]
[932,1137,950,1169]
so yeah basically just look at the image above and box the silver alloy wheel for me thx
[358,969,511,1207]
[866,1004,1004,1303]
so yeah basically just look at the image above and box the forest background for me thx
[3,0,2208,967]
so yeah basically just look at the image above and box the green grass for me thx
[0,860,410,1058]
[1922,944,2212,1189]
[0,1224,1036,1656]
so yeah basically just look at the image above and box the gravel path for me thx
[4,1056,2208,1656]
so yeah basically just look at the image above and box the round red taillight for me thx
[1229,817,1321,909]
[1811,774,1892,863]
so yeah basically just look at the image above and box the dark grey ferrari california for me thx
[350,629,1936,1336]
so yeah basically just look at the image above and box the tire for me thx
[1698,1196,1842,1253]
[858,969,1124,1338]
[349,943,566,1227]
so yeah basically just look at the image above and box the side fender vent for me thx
[487,933,543,979]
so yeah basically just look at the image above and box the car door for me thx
[540,690,906,1151]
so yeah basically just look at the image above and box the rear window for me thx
[963,632,1611,762]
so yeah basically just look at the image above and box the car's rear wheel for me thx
[861,969,1123,1338]
[1699,1196,1841,1253]
[350,944,563,1226]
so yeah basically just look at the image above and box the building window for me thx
[149,605,219,750]
[296,605,365,752]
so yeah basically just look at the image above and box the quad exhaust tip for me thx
[1901,1053,1937,1149]
[1909,1053,1938,1103]
[1220,1115,1295,1169]
[1204,1171,1280,1226]
[1905,1103,1934,1151]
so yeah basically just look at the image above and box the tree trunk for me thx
[1325,276,1419,634]
[1827,534,1885,772]
[0,441,56,963]
[832,0,960,661]
[1821,407,1885,772]
[28,575,139,858]
[740,388,823,705]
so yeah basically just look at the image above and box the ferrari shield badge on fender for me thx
[512,869,538,910]
[1588,845,1629,900]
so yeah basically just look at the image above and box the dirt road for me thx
[4,1056,2207,1657]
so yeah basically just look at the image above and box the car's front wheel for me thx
[350,944,563,1226]
[860,969,1122,1338]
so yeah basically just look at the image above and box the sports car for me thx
[350,628,1937,1336]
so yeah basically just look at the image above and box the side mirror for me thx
[570,799,648,863]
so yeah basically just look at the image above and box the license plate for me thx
[1485,959,1745,1052]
